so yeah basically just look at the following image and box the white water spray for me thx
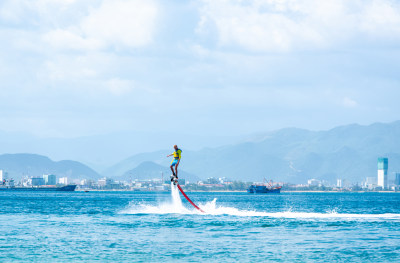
[120,183,192,214]
[121,194,400,220]
[120,189,400,221]
[170,182,184,211]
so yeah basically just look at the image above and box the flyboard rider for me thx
[166,145,204,212]
[167,145,182,184]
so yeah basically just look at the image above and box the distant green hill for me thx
[105,121,400,184]
[0,153,101,181]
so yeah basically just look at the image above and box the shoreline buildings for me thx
[377,157,388,189]
[396,173,400,186]
[43,174,56,185]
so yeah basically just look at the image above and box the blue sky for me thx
[1,0,400,138]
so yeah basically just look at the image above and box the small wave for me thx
[121,198,400,220]
[199,199,400,219]
[120,185,400,220]
[120,183,200,215]
[120,202,196,215]
[121,199,400,220]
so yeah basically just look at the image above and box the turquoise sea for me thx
[1,186,400,262]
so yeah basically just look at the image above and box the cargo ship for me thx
[0,185,77,191]
[247,185,282,194]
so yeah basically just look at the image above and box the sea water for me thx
[0,188,400,262]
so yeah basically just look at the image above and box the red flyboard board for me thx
[177,184,205,213]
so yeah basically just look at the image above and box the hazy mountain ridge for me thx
[106,121,400,183]
[114,161,200,183]
[0,131,244,172]
[1,121,399,184]
[0,154,100,181]
[103,150,170,178]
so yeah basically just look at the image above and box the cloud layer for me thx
[0,0,399,137]
[43,0,159,51]
[197,0,400,52]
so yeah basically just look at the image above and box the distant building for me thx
[337,179,342,188]
[206,177,219,184]
[395,173,400,186]
[43,174,56,185]
[377,157,388,189]
[307,179,321,187]
[59,177,69,185]
[80,179,88,186]
[0,170,8,183]
[7,179,15,187]
[98,178,113,187]
[364,177,377,189]
[32,177,45,186]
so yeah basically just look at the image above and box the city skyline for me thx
[1,120,400,185]
[1,155,399,192]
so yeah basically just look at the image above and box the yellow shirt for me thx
[173,149,182,159]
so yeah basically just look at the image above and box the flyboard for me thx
[171,175,205,213]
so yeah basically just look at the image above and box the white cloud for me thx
[197,0,400,52]
[0,1,27,23]
[360,0,400,35]
[41,54,101,81]
[81,0,159,49]
[191,44,211,58]
[0,0,161,95]
[1,0,399,138]
[38,54,141,97]
[0,0,79,25]
[42,0,159,51]
[0,0,159,51]
[105,78,134,96]
[43,29,104,50]
[342,97,358,108]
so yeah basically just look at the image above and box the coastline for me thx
[75,189,400,193]
[282,190,400,193]
[75,189,246,193]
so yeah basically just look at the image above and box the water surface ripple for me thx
[0,190,399,262]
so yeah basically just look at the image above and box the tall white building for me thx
[337,179,342,188]
[59,177,69,185]
[43,174,56,185]
[377,157,388,189]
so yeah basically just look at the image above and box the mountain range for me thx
[0,154,100,181]
[106,121,400,184]
[0,130,241,172]
[115,161,200,183]
[1,121,400,184]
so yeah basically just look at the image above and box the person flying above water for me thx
[167,145,182,183]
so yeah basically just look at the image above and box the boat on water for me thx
[247,185,282,194]
[0,185,77,191]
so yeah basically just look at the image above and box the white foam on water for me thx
[121,183,198,215]
[121,192,400,220]
[199,199,400,219]
[170,182,183,209]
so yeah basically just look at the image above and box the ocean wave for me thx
[120,184,400,220]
